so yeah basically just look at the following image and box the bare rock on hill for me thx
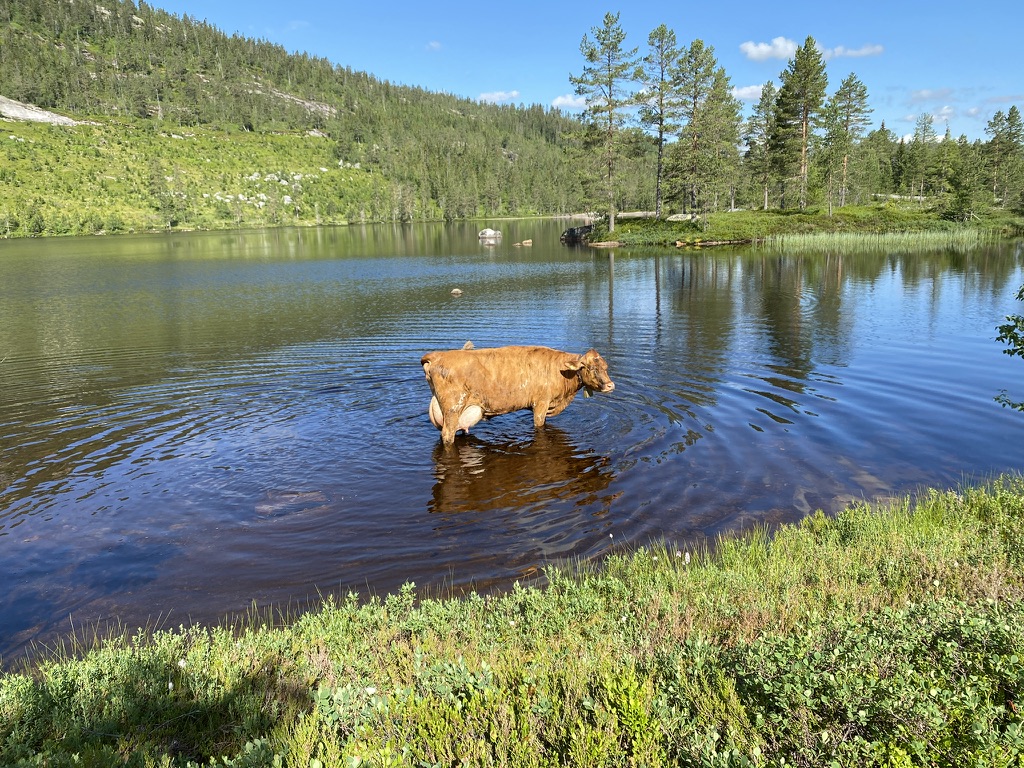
[0,95,90,126]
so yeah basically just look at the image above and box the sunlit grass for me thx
[3,475,1024,765]
[759,228,996,252]
[600,204,1017,249]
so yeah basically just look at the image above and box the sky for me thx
[155,0,1024,142]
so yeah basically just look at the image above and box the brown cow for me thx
[421,343,615,445]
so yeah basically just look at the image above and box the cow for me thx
[420,343,615,445]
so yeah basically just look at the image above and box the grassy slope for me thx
[2,476,1024,766]
[0,118,377,236]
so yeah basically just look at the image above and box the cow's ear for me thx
[562,357,584,372]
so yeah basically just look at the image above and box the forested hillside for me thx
[2,0,1022,238]
[0,0,639,235]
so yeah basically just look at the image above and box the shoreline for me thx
[2,475,1024,764]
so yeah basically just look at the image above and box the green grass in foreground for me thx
[3,476,1024,766]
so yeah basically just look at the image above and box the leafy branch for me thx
[996,283,1024,411]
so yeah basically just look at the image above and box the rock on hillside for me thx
[0,95,89,126]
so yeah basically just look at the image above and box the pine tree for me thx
[817,99,845,215]
[743,81,777,210]
[828,73,872,206]
[569,12,639,232]
[987,106,1024,207]
[853,122,896,200]
[636,24,684,218]
[673,39,716,213]
[935,126,958,198]
[908,112,938,201]
[773,36,828,209]
[944,134,979,222]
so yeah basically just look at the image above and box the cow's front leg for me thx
[438,399,484,446]
[532,400,550,428]
[440,410,460,445]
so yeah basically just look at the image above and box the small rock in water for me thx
[450,288,463,296]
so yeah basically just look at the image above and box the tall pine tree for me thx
[744,81,778,210]
[570,12,638,232]
[636,24,684,218]
[829,73,872,206]
[773,36,828,209]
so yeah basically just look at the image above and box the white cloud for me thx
[732,84,764,101]
[552,93,587,110]
[740,37,797,61]
[822,43,884,60]
[426,41,442,52]
[910,88,954,103]
[741,37,883,62]
[987,93,1024,104]
[478,90,521,104]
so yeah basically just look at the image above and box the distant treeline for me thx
[0,0,1022,236]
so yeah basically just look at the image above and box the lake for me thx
[1,219,1023,662]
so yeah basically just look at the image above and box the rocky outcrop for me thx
[0,95,92,126]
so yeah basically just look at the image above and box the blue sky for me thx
[156,0,1023,141]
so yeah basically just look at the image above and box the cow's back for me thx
[422,345,576,415]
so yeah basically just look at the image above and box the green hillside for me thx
[4,0,1020,239]
[0,0,620,235]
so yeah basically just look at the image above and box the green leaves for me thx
[728,599,1024,764]
[996,283,1024,410]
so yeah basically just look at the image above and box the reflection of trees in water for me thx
[428,426,616,517]
[669,247,1024,384]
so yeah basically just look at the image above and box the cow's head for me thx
[565,349,615,395]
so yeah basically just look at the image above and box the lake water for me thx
[2,220,1023,662]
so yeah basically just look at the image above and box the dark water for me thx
[2,220,1023,662]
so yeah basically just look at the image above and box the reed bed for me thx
[2,475,1024,766]
[759,228,997,253]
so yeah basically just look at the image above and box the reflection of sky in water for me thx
[1,225,1023,660]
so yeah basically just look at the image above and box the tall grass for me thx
[2,476,1024,766]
